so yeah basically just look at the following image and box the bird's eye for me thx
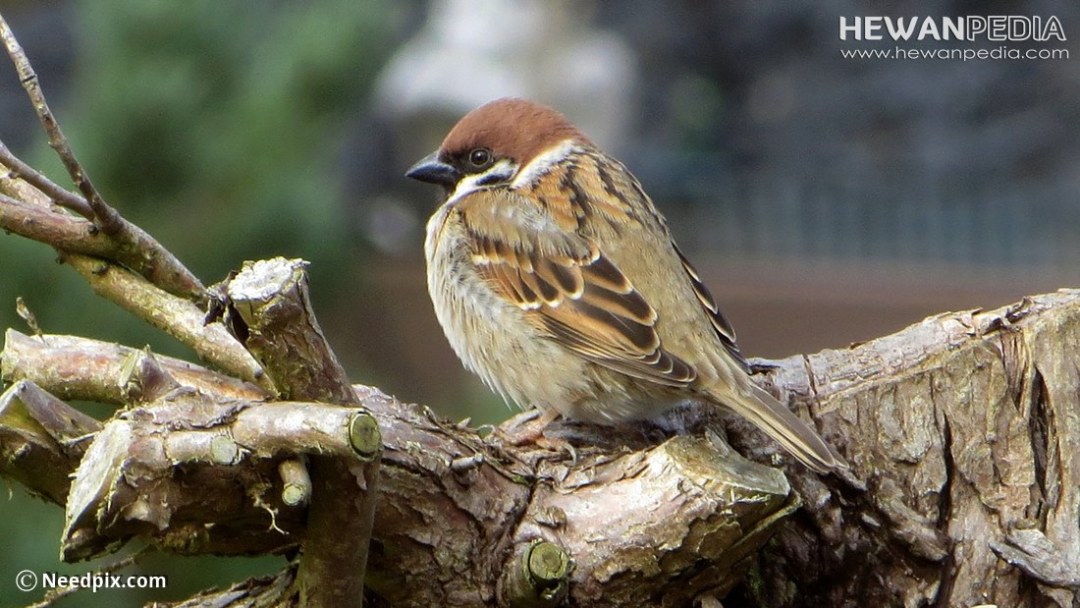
[467,148,493,169]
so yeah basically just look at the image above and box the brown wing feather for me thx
[457,190,696,387]
[672,244,748,371]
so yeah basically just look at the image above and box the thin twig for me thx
[61,254,273,392]
[0,13,206,302]
[0,191,112,257]
[0,162,208,301]
[0,140,94,219]
[0,12,119,234]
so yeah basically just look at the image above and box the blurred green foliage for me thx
[0,1,398,605]
[2,0,396,354]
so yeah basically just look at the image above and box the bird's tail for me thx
[709,382,845,473]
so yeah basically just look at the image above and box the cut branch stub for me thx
[214,258,356,404]
[59,394,375,561]
[0,379,101,504]
[349,411,382,461]
[280,458,313,507]
[212,257,380,608]
[501,540,573,608]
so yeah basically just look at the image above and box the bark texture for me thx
[4,290,1079,607]
[731,290,1080,608]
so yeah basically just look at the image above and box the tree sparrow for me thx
[406,98,841,473]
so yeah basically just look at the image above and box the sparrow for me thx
[406,98,841,473]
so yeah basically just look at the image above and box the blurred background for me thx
[0,0,1077,605]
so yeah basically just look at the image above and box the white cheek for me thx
[445,159,516,205]
[445,173,487,206]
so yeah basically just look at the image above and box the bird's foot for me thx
[494,408,578,464]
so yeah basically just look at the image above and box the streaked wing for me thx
[458,189,697,387]
[672,244,748,370]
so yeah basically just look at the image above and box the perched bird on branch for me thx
[408,98,842,473]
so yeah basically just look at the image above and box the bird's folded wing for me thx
[672,244,748,370]
[457,189,697,387]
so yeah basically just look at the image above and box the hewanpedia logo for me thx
[839,16,1066,41]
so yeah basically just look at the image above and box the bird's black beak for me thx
[405,152,461,187]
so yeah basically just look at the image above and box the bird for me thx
[406,97,842,473]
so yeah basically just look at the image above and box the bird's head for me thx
[405,98,591,199]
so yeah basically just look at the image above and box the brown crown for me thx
[439,98,592,165]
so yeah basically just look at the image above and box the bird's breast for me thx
[425,205,543,406]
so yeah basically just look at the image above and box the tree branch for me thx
[0,379,100,504]
[212,258,381,608]
[2,328,800,606]
[64,253,272,390]
[0,162,271,391]
[1,12,119,234]
[0,143,93,218]
[4,291,1076,606]
[730,290,1080,608]
[1,329,267,404]
[0,12,205,301]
